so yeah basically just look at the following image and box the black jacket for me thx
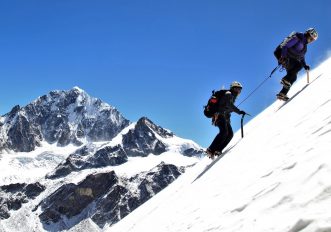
[217,90,241,119]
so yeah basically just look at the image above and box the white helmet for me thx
[230,81,243,89]
[306,28,318,40]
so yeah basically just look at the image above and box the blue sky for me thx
[0,0,330,147]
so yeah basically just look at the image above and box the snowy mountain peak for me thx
[137,117,174,138]
[36,86,108,111]
[0,87,129,152]
[72,86,84,93]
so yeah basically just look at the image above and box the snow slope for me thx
[110,58,331,232]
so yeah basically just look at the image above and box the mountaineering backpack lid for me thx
[203,89,228,118]
[274,31,300,60]
[280,31,298,48]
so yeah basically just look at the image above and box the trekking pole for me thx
[237,64,281,107]
[306,70,310,83]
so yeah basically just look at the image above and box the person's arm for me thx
[301,58,310,70]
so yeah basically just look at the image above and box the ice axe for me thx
[306,70,310,83]
[241,113,251,138]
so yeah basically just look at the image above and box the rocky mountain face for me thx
[0,182,45,219]
[46,144,128,179]
[0,87,129,152]
[0,87,203,231]
[38,163,183,230]
[122,117,172,157]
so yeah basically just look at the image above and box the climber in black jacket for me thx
[206,81,246,159]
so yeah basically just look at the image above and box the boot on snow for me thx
[206,148,215,159]
[276,93,289,101]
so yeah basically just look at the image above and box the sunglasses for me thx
[233,87,242,93]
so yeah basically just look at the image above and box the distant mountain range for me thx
[0,87,203,231]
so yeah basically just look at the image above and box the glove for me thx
[239,110,246,115]
[303,64,310,70]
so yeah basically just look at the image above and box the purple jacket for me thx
[281,32,308,64]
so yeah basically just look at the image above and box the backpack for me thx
[274,31,298,60]
[203,89,227,118]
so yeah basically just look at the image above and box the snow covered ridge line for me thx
[45,116,203,180]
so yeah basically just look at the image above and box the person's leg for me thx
[217,120,233,153]
[287,59,303,85]
[279,59,303,96]
[208,116,227,153]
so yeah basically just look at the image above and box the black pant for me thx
[208,116,233,153]
[279,58,303,95]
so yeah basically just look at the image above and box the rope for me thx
[237,65,281,107]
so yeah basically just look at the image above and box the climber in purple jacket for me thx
[274,28,318,100]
